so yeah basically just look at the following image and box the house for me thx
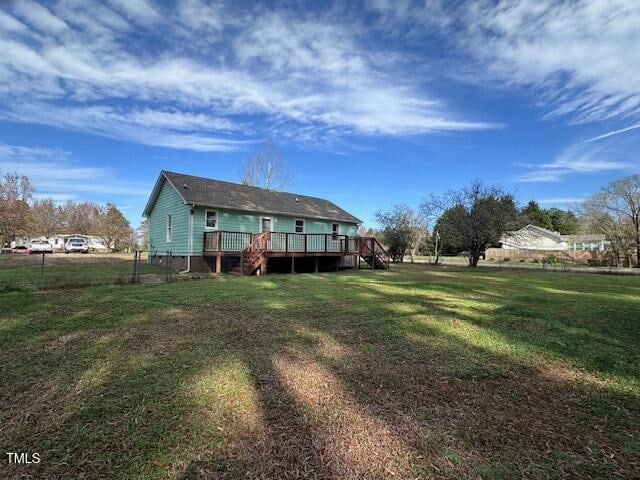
[142,171,389,274]
[499,224,609,252]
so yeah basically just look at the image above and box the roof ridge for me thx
[162,170,335,204]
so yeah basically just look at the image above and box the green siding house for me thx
[143,171,386,274]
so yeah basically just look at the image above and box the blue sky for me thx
[0,0,639,228]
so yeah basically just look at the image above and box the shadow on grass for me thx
[1,266,639,479]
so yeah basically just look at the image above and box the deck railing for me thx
[203,231,358,254]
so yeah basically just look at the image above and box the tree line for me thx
[0,171,135,251]
[372,174,640,268]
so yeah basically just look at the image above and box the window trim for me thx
[166,214,173,243]
[331,223,340,240]
[204,209,218,230]
[260,216,273,233]
[294,218,305,234]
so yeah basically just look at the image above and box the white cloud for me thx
[107,0,161,25]
[515,140,633,183]
[580,123,640,144]
[369,1,640,125]
[12,0,69,35]
[453,0,640,124]
[0,1,495,151]
[0,143,147,199]
[538,197,585,205]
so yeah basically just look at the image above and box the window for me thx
[332,223,339,239]
[205,210,217,229]
[166,214,172,242]
[295,219,304,233]
[261,217,272,232]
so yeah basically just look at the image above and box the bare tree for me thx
[421,181,519,267]
[29,198,63,237]
[99,203,133,252]
[582,175,640,267]
[0,171,32,249]
[61,201,102,234]
[241,140,292,190]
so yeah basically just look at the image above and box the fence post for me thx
[132,250,138,283]
[39,252,45,289]
[165,250,170,282]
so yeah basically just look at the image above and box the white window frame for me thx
[204,209,218,230]
[166,214,173,243]
[260,216,273,232]
[294,218,305,234]
[332,223,340,235]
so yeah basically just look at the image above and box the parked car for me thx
[10,237,29,249]
[65,237,89,253]
[29,239,53,253]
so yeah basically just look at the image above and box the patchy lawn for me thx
[0,253,164,289]
[1,264,638,479]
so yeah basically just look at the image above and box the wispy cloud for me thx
[579,123,640,144]
[0,143,148,200]
[515,140,633,183]
[0,1,496,151]
[538,197,585,205]
[374,0,640,125]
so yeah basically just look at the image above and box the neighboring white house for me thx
[500,224,609,252]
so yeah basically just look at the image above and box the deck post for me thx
[215,254,221,274]
[291,256,295,274]
[371,238,375,270]
[260,257,267,275]
[285,233,288,253]
[315,256,318,273]
[324,235,327,253]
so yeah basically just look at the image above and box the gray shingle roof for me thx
[160,171,361,224]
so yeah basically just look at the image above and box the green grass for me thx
[1,264,638,479]
[0,254,164,289]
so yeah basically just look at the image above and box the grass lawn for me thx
[0,253,164,289]
[1,264,638,479]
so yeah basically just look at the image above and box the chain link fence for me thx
[0,251,190,292]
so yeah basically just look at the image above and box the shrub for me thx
[502,257,510,262]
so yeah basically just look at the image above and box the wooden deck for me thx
[203,231,390,275]
[203,231,359,256]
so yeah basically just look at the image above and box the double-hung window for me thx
[205,210,217,229]
[166,214,172,242]
[331,223,339,239]
[295,219,304,233]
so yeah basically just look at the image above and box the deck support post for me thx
[260,257,267,275]
[315,256,319,273]
[291,256,295,274]
[371,238,375,270]
[215,254,221,274]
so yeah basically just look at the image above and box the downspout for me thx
[179,206,194,274]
